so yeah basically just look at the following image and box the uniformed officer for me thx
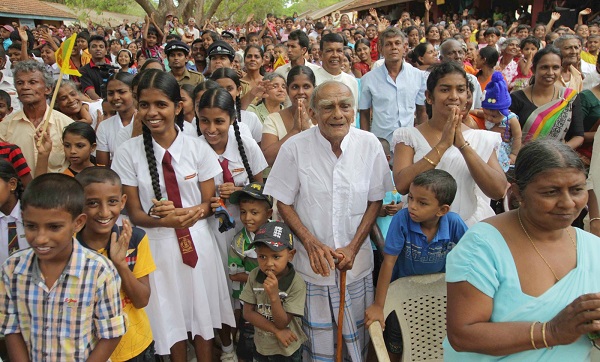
[165,40,204,87]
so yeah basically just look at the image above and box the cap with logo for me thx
[165,40,190,55]
[229,182,273,207]
[250,222,294,251]
[207,40,235,61]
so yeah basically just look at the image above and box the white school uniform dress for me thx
[240,110,263,143]
[201,128,268,268]
[96,112,134,160]
[111,131,235,355]
[0,201,29,265]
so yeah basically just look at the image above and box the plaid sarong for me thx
[302,273,374,362]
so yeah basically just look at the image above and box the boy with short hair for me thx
[365,169,468,361]
[240,222,307,362]
[0,173,126,361]
[273,44,288,63]
[75,167,156,362]
[228,182,273,361]
[0,89,13,121]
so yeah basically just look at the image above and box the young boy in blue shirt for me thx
[365,169,468,361]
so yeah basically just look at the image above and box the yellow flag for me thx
[273,54,286,70]
[55,33,81,77]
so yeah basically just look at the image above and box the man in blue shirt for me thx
[359,27,427,149]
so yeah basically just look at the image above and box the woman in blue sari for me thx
[445,139,600,361]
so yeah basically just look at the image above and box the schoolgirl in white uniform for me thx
[0,160,28,265]
[111,70,234,361]
[195,87,268,360]
[96,72,136,167]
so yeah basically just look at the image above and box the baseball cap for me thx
[250,222,294,251]
[207,40,235,60]
[229,182,273,207]
[165,40,190,55]
[1,25,14,33]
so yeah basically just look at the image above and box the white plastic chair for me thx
[382,273,447,362]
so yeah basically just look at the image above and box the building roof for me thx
[340,0,412,13]
[0,0,76,21]
[301,0,356,21]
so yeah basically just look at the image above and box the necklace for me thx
[425,122,442,142]
[530,85,555,107]
[517,208,576,282]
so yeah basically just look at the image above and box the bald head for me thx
[309,81,354,113]
[440,39,466,63]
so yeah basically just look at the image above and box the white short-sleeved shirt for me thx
[359,61,427,145]
[96,113,134,159]
[200,128,268,187]
[111,132,221,215]
[241,110,263,143]
[313,68,359,114]
[275,60,321,80]
[264,127,393,286]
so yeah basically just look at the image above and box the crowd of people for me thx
[0,2,599,361]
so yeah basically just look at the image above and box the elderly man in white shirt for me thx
[313,33,359,113]
[264,81,393,362]
[359,27,427,148]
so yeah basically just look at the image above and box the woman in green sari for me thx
[509,46,584,149]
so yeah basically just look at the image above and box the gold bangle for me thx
[432,146,441,157]
[542,322,552,349]
[423,156,438,167]
[459,141,470,150]
[530,321,539,350]
[590,217,600,223]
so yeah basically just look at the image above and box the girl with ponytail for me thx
[210,68,264,144]
[111,69,235,362]
[196,87,268,359]
[0,159,27,265]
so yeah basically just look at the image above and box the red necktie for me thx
[219,158,234,183]
[162,151,198,268]
[7,221,18,255]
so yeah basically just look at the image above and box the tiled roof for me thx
[0,0,76,19]
[340,0,410,13]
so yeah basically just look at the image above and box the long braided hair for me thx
[137,69,183,199]
[197,87,255,182]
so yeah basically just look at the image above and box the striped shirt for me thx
[0,142,31,178]
[0,239,126,361]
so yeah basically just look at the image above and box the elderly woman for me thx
[496,37,520,86]
[393,62,506,226]
[445,139,600,361]
[510,46,583,149]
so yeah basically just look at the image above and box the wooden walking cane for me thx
[336,268,347,362]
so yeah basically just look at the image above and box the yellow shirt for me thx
[78,227,156,361]
[581,51,597,66]
[0,106,73,176]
